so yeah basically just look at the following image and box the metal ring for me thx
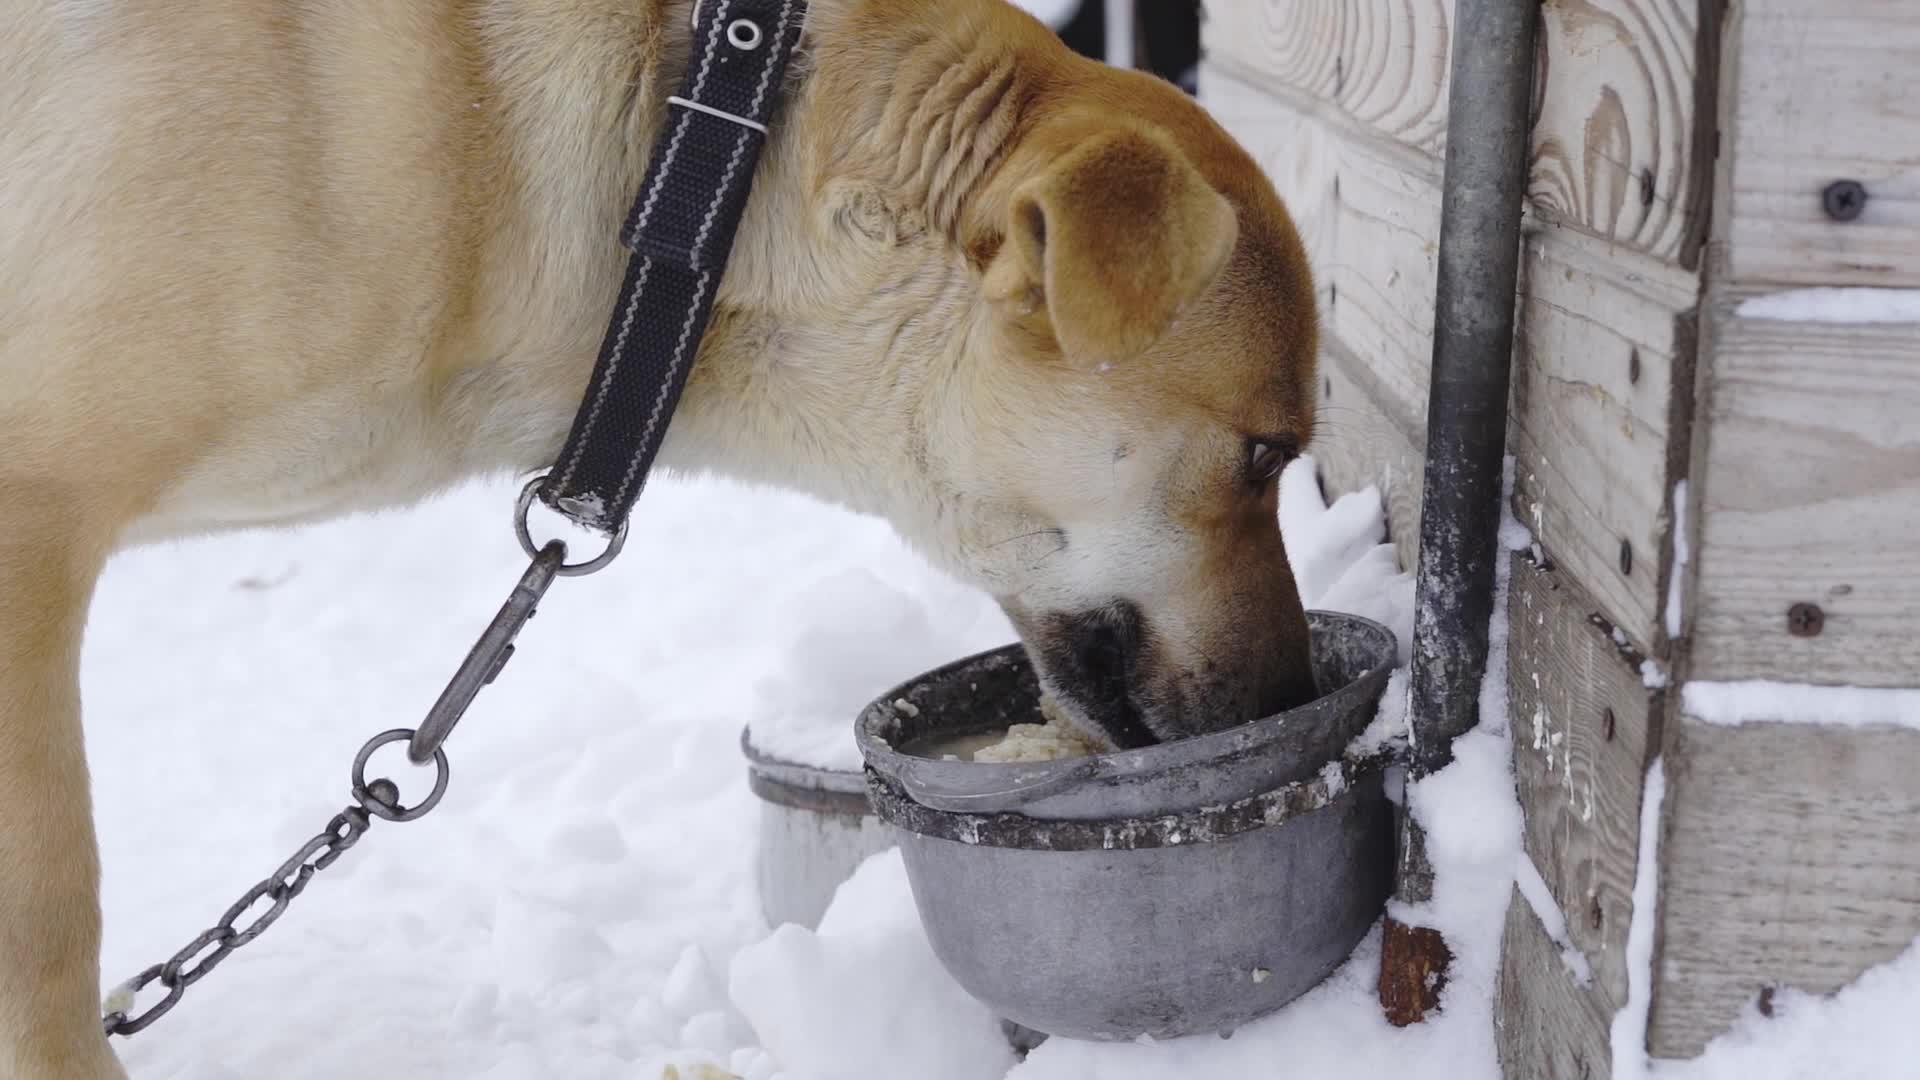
[727,18,763,50]
[352,729,450,823]
[514,475,628,577]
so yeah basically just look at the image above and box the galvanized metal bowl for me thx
[855,610,1400,1042]
[741,730,897,931]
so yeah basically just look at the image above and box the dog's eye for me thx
[1246,439,1295,486]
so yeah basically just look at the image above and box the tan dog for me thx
[0,0,1319,1073]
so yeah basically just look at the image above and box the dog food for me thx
[969,718,1103,762]
[918,693,1105,762]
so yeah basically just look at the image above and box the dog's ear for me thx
[982,127,1238,362]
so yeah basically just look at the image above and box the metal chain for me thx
[103,479,628,1038]
[101,799,383,1035]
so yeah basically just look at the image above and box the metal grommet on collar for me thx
[727,18,764,50]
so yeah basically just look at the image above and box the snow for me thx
[1650,935,1920,1080]
[1736,287,1920,324]
[88,476,889,1079]
[728,852,1017,1080]
[1278,460,1415,668]
[81,453,1524,1079]
[744,566,1012,771]
[1514,853,1593,986]
[1665,480,1688,640]
[1681,680,1920,732]
[1612,757,1667,1080]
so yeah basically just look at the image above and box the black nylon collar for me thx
[538,0,810,534]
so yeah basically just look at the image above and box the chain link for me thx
[101,802,376,1035]
[102,530,591,1038]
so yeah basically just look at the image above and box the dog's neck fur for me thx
[440,0,1051,564]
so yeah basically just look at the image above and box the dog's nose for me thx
[1064,601,1143,685]
[1030,600,1159,750]
[1251,657,1318,720]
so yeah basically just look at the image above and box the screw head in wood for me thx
[1822,180,1868,222]
[1787,602,1825,637]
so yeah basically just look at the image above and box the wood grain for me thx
[1497,886,1617,1079]
[1687,306,1920,686]
[1510,230,1698,652]
[1648,715,1920,1057]
[1506,549,1659,1012]
[1202,66,1447,428]
[1201,0,1711,263]
[1200,0,1453,158]
[1718,0,1920,286]
[1530,0,1708,264]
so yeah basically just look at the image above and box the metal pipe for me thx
[1379,0,1539,1026]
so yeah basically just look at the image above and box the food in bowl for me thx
[916,694,1105,763]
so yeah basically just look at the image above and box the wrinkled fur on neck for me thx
[444,0,1059,564]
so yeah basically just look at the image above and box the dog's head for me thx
[910,63,1321,750]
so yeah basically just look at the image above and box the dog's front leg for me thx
[0,532,125,1080]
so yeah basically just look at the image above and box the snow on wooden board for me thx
[1610,757,1667,1080]
[1681,679,1920,731]
[1736,287,1920,324]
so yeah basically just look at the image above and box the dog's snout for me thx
[1016,594,1316,749]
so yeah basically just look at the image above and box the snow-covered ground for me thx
[83,457,1913,1078]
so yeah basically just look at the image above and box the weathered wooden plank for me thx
[1202,64,1445,430]
[1314,338,1426,575]
[1497,886,1616,1080]
[1718,0,1920,286]
[1506,547,1658,1015]
[1529,0,1710,265]
[1510,231,1698,652]
[1687,307,1920,686]
[1201,0,1710,263]
[1648,715,1920,1057]
[1199,0,1453,158]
